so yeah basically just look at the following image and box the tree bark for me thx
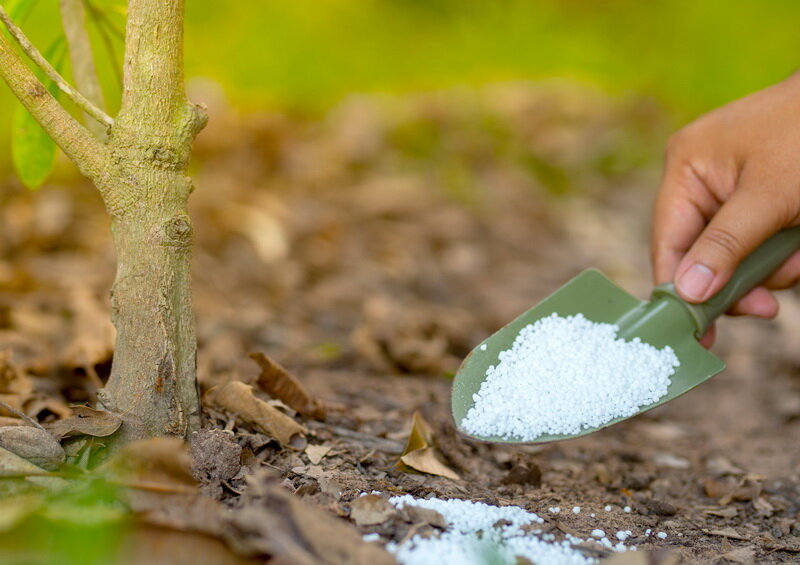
[99,184,200,440]
[95,0,206,441]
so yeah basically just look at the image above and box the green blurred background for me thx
[1,0,800,170]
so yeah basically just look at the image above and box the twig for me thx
[0,3,113,129]
[59,0,107,137]
[0,22,112,183]
[0,400,45,431]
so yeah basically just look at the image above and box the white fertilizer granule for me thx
[461,313,680,440]
[383,496,630,565]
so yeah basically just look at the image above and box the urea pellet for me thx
[461,313,680,441]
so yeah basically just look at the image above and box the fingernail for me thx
[676,263,715,301]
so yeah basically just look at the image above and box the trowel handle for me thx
[654,226,800,336]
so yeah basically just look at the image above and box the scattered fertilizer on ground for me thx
[381,495,632,565]
[461,313,680,440]
[623,506,632,513]
[572,506,581,514]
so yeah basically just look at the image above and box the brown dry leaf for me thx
[60,286,115,380]
[706,455,744,477]
[601,552,680,565]
[305,444,331,465]
[703,477,753,504]
[250,352,326,420]
[229,484,394,565]
[117,524,260,565]
[45,405,122,439]
[403,505,447,529]
[99,438,197,491]
[705,527,749,541]
[397,412,460,481]
[0,447,67,489]
[719,546,756,564]
[752,495,775,516]
[350,494,397,527]
[704,507,739,519]
[502,463,542,487]
[205,381,307,449]
[0,417,32,427]
[0,352,33,415]
[0,426,64,469]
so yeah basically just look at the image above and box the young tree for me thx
[0,0,206,442]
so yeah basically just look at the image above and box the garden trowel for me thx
[452,226,800,444]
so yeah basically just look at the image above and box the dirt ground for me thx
[1,83,799,564]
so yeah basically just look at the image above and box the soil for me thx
[1,83,799,563]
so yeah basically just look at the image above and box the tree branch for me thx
[0,3,113,129]
[0,29,111,182]
[59,0,108,137]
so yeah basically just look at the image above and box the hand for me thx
[651,73,800,346]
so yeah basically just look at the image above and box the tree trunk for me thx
[1,0,206,442]
[98,181,200,441]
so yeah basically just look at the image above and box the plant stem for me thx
[59,0,108,137]
[95,0,206,441]
[0,3,113,128]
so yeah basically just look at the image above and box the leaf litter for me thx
[0,83,799,562]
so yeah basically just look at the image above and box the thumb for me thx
[674,169,798,303]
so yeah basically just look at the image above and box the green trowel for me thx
[452,226,800,444]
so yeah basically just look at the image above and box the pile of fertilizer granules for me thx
[378,495,635,565]
[461,313,680,440]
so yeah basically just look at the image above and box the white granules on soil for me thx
[461,313,680,440]
[382,495,631,565]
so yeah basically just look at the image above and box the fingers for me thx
[674,164,798,303]
[761,249,800,290]
[727,286,780,319]
[698,324,716,348]
[651,157,719,285]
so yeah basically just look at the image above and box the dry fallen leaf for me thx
[99,437,197,491]
[349,494,397,527]
[117,524,260,565]
[60,286,115,385]
[229,484,394,565]
[704,507,739,519]
[0,426,64,469]
[0,351,33,415]
[601,552,680,565]
[397,412,460,481]
[250,352,326,420]
[402,505,448,529]
[0,446,66,490]
[719,546,756,564]
[705,527,749,541]
[45,405,122,439]
[706,455,744,477]
[305,444,331,465]
[205,381,307,449]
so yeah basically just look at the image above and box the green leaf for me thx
[3,0,37,23]
[11,106,58,190]
[10,37,64,190]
